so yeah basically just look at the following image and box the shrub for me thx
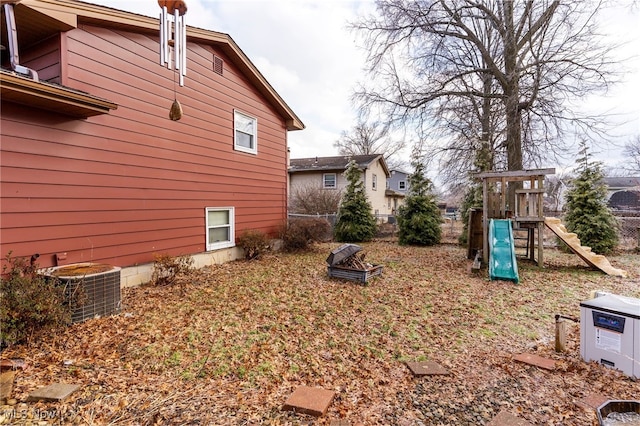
[289,183,342,214]
[458,183,482,245]
[334,160,377,242]
[564,144,619,254]
[237,229,270,260]
[151,253,195,288]
[281,218,331,251]
[397,160,442,246]
[0,253,71,349]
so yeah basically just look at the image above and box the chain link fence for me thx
[536,211,639,251]
[288,213,337,226]
[616,212,640,250]
[288,212,639,250]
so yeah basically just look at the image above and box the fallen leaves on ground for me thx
[2,235,639,425]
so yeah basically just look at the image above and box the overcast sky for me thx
[92,0,639,173]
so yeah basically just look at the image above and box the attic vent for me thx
[213,55,223,75]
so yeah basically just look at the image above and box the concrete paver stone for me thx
[513,353,556,370]
[0,371,16,402]
[405,361,450,377]
[282,386,335,417]
[576,392,609,411]
[27,383,81,402]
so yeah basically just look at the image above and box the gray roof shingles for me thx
[289,154,382,172]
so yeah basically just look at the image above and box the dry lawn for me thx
[2,234,640,425]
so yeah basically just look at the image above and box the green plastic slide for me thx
[489,219,519,283]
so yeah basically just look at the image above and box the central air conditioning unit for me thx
[46,263,121,323]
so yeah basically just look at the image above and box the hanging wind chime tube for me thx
[159,0,187,85]
[159,1,187,120]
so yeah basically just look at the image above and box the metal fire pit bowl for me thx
[597,400,640,426]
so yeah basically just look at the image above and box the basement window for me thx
[206,207,235,250]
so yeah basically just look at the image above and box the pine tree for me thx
[458,184,483,245]
[396,159,442,246]
[460,139,492,244]
[564,144,619,254]
[334,160,378,242]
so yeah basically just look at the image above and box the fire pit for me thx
[326,244,383,283]
[597,400,640,426]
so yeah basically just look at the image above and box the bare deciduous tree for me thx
[544,173,570,212]
[622,135,640,174]
[334,120,407,170]
[288,183,343,215]
[352,0,620,193]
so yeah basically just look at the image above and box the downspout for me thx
[3,2,39,81]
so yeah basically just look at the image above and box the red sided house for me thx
[0,0,304,286]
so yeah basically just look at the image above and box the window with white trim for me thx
[372,174,378,190]
[398,180,406,190]
[206,207,235,250]
[323,173,337,189]
[234,110,257,154]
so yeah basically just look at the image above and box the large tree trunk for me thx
[354,0,614,190]
[477,71,494,172]
[502,0,524,208]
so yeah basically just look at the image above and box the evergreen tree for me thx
[396,159,442,246]
[564,144,619,254]
[458,185,483,245]
[459,139,492,244]
[334,160,378,242]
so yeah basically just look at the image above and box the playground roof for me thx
[473,168,556,182]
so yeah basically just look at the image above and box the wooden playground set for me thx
[468,168,627,282]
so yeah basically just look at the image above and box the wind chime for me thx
[158,0,187,120]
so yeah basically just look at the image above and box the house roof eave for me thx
[187,27,304,131]
[374,154,391,178]
[288,168,344,174]
[1,69,118,117]
[20,0,305,131]
[385,189,405,198]
[289,154,390,173]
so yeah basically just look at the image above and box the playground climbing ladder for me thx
[543,217,627,278]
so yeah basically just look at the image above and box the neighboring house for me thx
[440,193,463,219]
[288,154,392,218]
[0,0,303,286]
[609,190,640,211]
[386,169,410,214]
[604,176,640,193]
[604,177,640,211]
